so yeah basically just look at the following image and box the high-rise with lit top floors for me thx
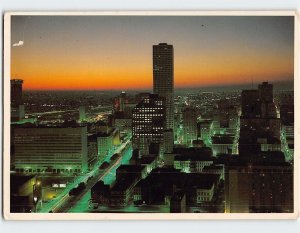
[132,94,165,156]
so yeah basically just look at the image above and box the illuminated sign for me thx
[52,183,66,188]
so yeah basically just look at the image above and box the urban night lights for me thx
[8,15,294,215]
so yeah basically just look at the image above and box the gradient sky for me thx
[11,16,294,90]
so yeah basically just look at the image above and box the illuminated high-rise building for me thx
[183,107,197,146]
[153,43,174,130]
[132,94,165,156]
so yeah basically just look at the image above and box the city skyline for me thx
[7,14,295,217]
[11,16,294,91]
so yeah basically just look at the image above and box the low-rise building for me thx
[135,168,220,206]
[139,155,159,174]
[108,165,147,206]
[116,165,147,180]
[97,133,113,158]
[173,149,214,173]
[202,164,225,180]
[10,175,40,213]
[91,181,110,205]
[170,191,186,213]
[196,181,215,203]
[211,134,235,156]
[197,120,212,141]
[87,136,98,170]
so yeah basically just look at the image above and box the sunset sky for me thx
[11,16,294,91]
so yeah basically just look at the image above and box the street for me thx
[39,139,131,213]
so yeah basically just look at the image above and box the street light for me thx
[33,181,42,213]
[33,196,38,213]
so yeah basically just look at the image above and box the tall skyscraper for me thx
[132,94,165,156]
[258,82,273,103]
[239,82,281,155]
[11,79,25,122]
[241,82,276,119]
[153,43,174,130]
[11,79,23,107]
[183,107,197,146]
[241,90,260,118]
[258,82,277,118]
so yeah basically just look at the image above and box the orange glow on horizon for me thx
[10,32,293,91]
[10,16,294,90]
[11,51,293,90]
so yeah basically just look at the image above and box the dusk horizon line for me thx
[20,79,294,92]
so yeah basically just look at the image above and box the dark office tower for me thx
[258,82,276,118]
[241,90,261,118]
[153,43,174,130]
[225,156,293,213]
[132,94,165,156]
[163,129,174,153]
[11,79,25,122]
[258,82,273,103]
[239,82,281,155]
[11,79,23,107]
[183,107,197,146]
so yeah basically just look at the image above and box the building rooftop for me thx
[91,180,110,193]
[139,156,157,165]
[228,152,290,167]
[12,123,85,129]
[117,165,146,174]
[171,191,185,201]
[172,147,213,158]
[195,180,215,190]
[202,164,224,171]
[212,135,235,144]
[174,154,214,162]
[111,173,139,192]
